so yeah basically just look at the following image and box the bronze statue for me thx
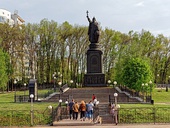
[86,11,100,43]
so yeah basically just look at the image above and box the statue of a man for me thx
[86,11,100,43]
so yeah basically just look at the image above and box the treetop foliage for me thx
[0,19,170,92]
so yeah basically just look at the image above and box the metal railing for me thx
[118,107,170,124]
[93,106,99,122]
[0,110,51,126]
[52,105,69,122]
[157,84,170,88]
[1,107,170,126]
[14,89,56,102]
[118,86,152,103]
[109,95,152,104]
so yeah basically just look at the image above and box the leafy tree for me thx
[0,48,8,92]
[121,58,153,92]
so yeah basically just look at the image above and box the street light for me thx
[114,92,118,125]
[53,72,57,92]
[113,81,117,88]
[107,80,111,86]
[58,81,62,92]
[24,83,26,101]
[30,94,34,126]
[149,80,152,95]
[58,81,62,87]
[65,100,68,107]
[142,83,145,101]
[145,83,148,96]
[54,76,57,92]
[48,105,53,109]
[59,99,62,107]
[114,93,118,105]
[157,74,159,86]
[70,80,73,88]
[113,81,117,92]
[70,80,73,96]
[48,105,53,124]
[59,99,62,120]
[14,79,17,102]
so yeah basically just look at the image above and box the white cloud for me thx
[135,1,144,7]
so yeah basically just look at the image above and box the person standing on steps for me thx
[68,99,75,120]
[87,101,94,122]
[92,94,96,101]
[72,101,79,120]
[79,100,86,121]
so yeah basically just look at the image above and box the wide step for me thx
[53,119,94,126]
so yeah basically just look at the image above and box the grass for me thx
[118,88,170,108]
[0,89,59,111]
[152,88,170,103]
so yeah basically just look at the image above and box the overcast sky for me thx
[1,0,170,37]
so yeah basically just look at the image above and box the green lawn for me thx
[0,90,59,111]
[120,88,170,108]
[152,88,170,103]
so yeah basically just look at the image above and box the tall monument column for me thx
[84,11,106,87]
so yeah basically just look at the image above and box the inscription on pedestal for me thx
[84,74,105,86]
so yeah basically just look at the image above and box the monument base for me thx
[84,73,106,87]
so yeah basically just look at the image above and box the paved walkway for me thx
[27,124,170,128]
[33,118,170,128]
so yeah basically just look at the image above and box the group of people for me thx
[68,94,96,122]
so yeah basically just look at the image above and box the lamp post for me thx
[14,79,17,102]
[70,80,73,96]
[53,72,57,92]
[54,76,57,92]
[145,83,148,102]
[24,83,26,101]
[59,99,62,120]
[48,105,53,110]
[59,99,62,107]
[65,100,68,107]
[113,81,117,88]
[114,92,118,125]
[113,81,117,93]
[107,80,111,87]
[30,94,34,126]
[114,93,118,106]
[149,80,152,96]
[142,83,145,101]
[70,80,73,88]
[48,105,53,125]
[145,83,148,96]
[58,81,62,93]
[58,81,62,87]
[157,74,159,86]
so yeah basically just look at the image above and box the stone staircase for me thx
[47,87,115,103]
[46,87,142,126]
[97,103,114,124]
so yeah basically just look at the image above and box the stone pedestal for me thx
[84,73,105,86]
[84,43,106,86]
